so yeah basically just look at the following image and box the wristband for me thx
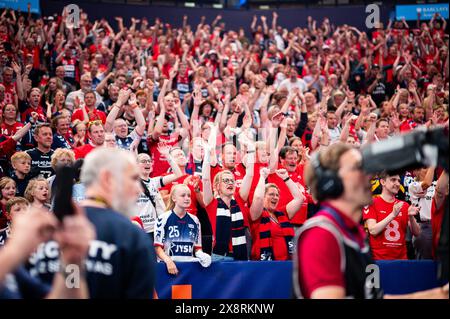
[283,177,290,182]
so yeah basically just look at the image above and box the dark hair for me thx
[375,118,389,128]
[84,90,96,98]
[279,146,298,159]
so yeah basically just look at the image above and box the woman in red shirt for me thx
[1,104,24,137]
[249,168,305,261]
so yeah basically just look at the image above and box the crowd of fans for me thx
[0,5,449,279]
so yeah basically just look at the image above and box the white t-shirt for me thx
[328,126,341,143]
[278,78,307,93]
[408,180,436,221]
[136,177,166,233]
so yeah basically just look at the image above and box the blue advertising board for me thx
[396,4,448,21]
[0,0,40,14]
[155,260,445,299]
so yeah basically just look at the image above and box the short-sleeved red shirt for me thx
[73,143,96,159]
[267,163,308,225]
[71,107,106,124]
[147,133,181,178]
[363,196,410,260]
[296,203,367,298]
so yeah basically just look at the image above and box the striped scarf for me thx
[259,209,295,261]
[214,197,248,260]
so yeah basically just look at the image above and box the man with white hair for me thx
[27,148,156,298]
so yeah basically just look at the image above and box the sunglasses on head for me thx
[88,120,103,128]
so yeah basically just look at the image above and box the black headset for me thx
[310,151,344,202]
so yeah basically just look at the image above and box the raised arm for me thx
[239,135,255,202]
[12,122,31,141]
[250,168,270,221]
[174,96,191,139]
[104,89,130,133]
[201,143,214,207]
[275,169,305,219]
[434,171,449,210]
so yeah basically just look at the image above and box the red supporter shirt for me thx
[147,134,182,177]
[249,208,291,261]
[244,162,269,205]
[0,137,16,158]
[205,192,250,253]
[1,122,24,137]
[431,197,446,259]
[399,119,419,133]
[267,163,308,225]
[296,203,367,299]
[71,107,106,124]
[210,164,245,190]
[1,82,16,105]
[363,196,410,260]
[73,143,96,159]
[160,174,202,215]
[21,106,46,123]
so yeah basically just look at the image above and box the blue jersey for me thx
[154,210,202,261]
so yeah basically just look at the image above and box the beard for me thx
[110,186,138,218]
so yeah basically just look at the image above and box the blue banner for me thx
[155,260,445,299]
[0,0,40,14]
[396,4,449,21]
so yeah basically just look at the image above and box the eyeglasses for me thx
[139,160,153,164]
[221,178,235,185]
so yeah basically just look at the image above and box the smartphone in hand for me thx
[53,165,75,222]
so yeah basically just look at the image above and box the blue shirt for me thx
[154,210,202,261]
[51,133,73,150]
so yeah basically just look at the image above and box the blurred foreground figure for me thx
[293,143,448,299]
[27,148,156,299]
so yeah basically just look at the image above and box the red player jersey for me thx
[363,196,410,260]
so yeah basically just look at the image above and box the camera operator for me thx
[293,143,448,299]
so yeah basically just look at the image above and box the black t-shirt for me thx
[25,148,54,179]
[26,206,156,299]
